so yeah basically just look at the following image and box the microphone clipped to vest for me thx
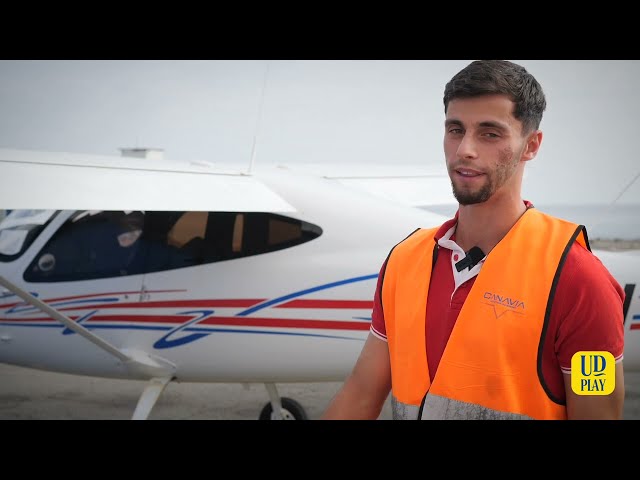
[455,246,485,272]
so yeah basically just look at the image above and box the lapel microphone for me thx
[455,246,485,272]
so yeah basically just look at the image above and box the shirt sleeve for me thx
[370,259,389,341]
[553,243,626,373]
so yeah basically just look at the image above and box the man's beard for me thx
[451,177,493,205]
[450,145,520,206]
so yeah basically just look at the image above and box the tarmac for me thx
[1,362,639,420]
[0,362,373,420]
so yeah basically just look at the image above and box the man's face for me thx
[443,94,531,205]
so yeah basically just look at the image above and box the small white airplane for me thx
[0,148,638,420]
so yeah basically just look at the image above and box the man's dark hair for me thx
[443,60,546,134]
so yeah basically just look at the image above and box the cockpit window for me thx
[138,211,322,273]
[24,210,146,282]
[24,210,322,282]
[0,210,57,262]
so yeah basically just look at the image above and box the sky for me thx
[1,60,639,206]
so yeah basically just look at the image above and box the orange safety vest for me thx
[382,208,589,420]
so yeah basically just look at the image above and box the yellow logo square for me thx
[571,351,615,395]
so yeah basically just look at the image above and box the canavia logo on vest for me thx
[482,291,526,319]
[483,292,526,310]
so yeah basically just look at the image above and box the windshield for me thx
[0,209,57,261]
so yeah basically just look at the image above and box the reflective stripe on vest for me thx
[382,208,588,420]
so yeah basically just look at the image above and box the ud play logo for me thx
[571,351,615,395]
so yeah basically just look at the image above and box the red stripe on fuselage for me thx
[1,314,371,330]
[197,316,370,330]
[276,299,374,309]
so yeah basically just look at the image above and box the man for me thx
[321,60,625,420]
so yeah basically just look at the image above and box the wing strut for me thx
[0,274,176,378]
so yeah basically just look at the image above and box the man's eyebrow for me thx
[478,121,509,131]
[444,119,509,131]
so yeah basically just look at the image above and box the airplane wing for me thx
[0,149,296,212]
[274,162,453,208]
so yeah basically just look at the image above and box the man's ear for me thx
[522,130,543,162]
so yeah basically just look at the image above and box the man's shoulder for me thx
[394,227,438,247]
[561,242,622,294]
[387,226,442,266]
[566,242,605,269]
[529,207,583,230]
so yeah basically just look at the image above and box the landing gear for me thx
[132,376,173,420]
[259,383,309,420]
[259,397,308,420]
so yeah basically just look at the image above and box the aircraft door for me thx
[138,211,210,301]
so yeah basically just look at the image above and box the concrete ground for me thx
[0,362,389,420]
[1,362,638,420]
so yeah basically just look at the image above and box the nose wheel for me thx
[259,383,309,420]
[259,396,309,420]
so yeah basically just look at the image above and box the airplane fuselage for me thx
[0,167,447,382]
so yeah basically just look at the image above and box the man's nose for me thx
[456,134,478,159]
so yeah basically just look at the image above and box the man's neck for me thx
[454,193,528,254]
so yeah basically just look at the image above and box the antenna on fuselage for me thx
[590,169,640,241]
[611,171,640,206]
[247,60,270,174]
